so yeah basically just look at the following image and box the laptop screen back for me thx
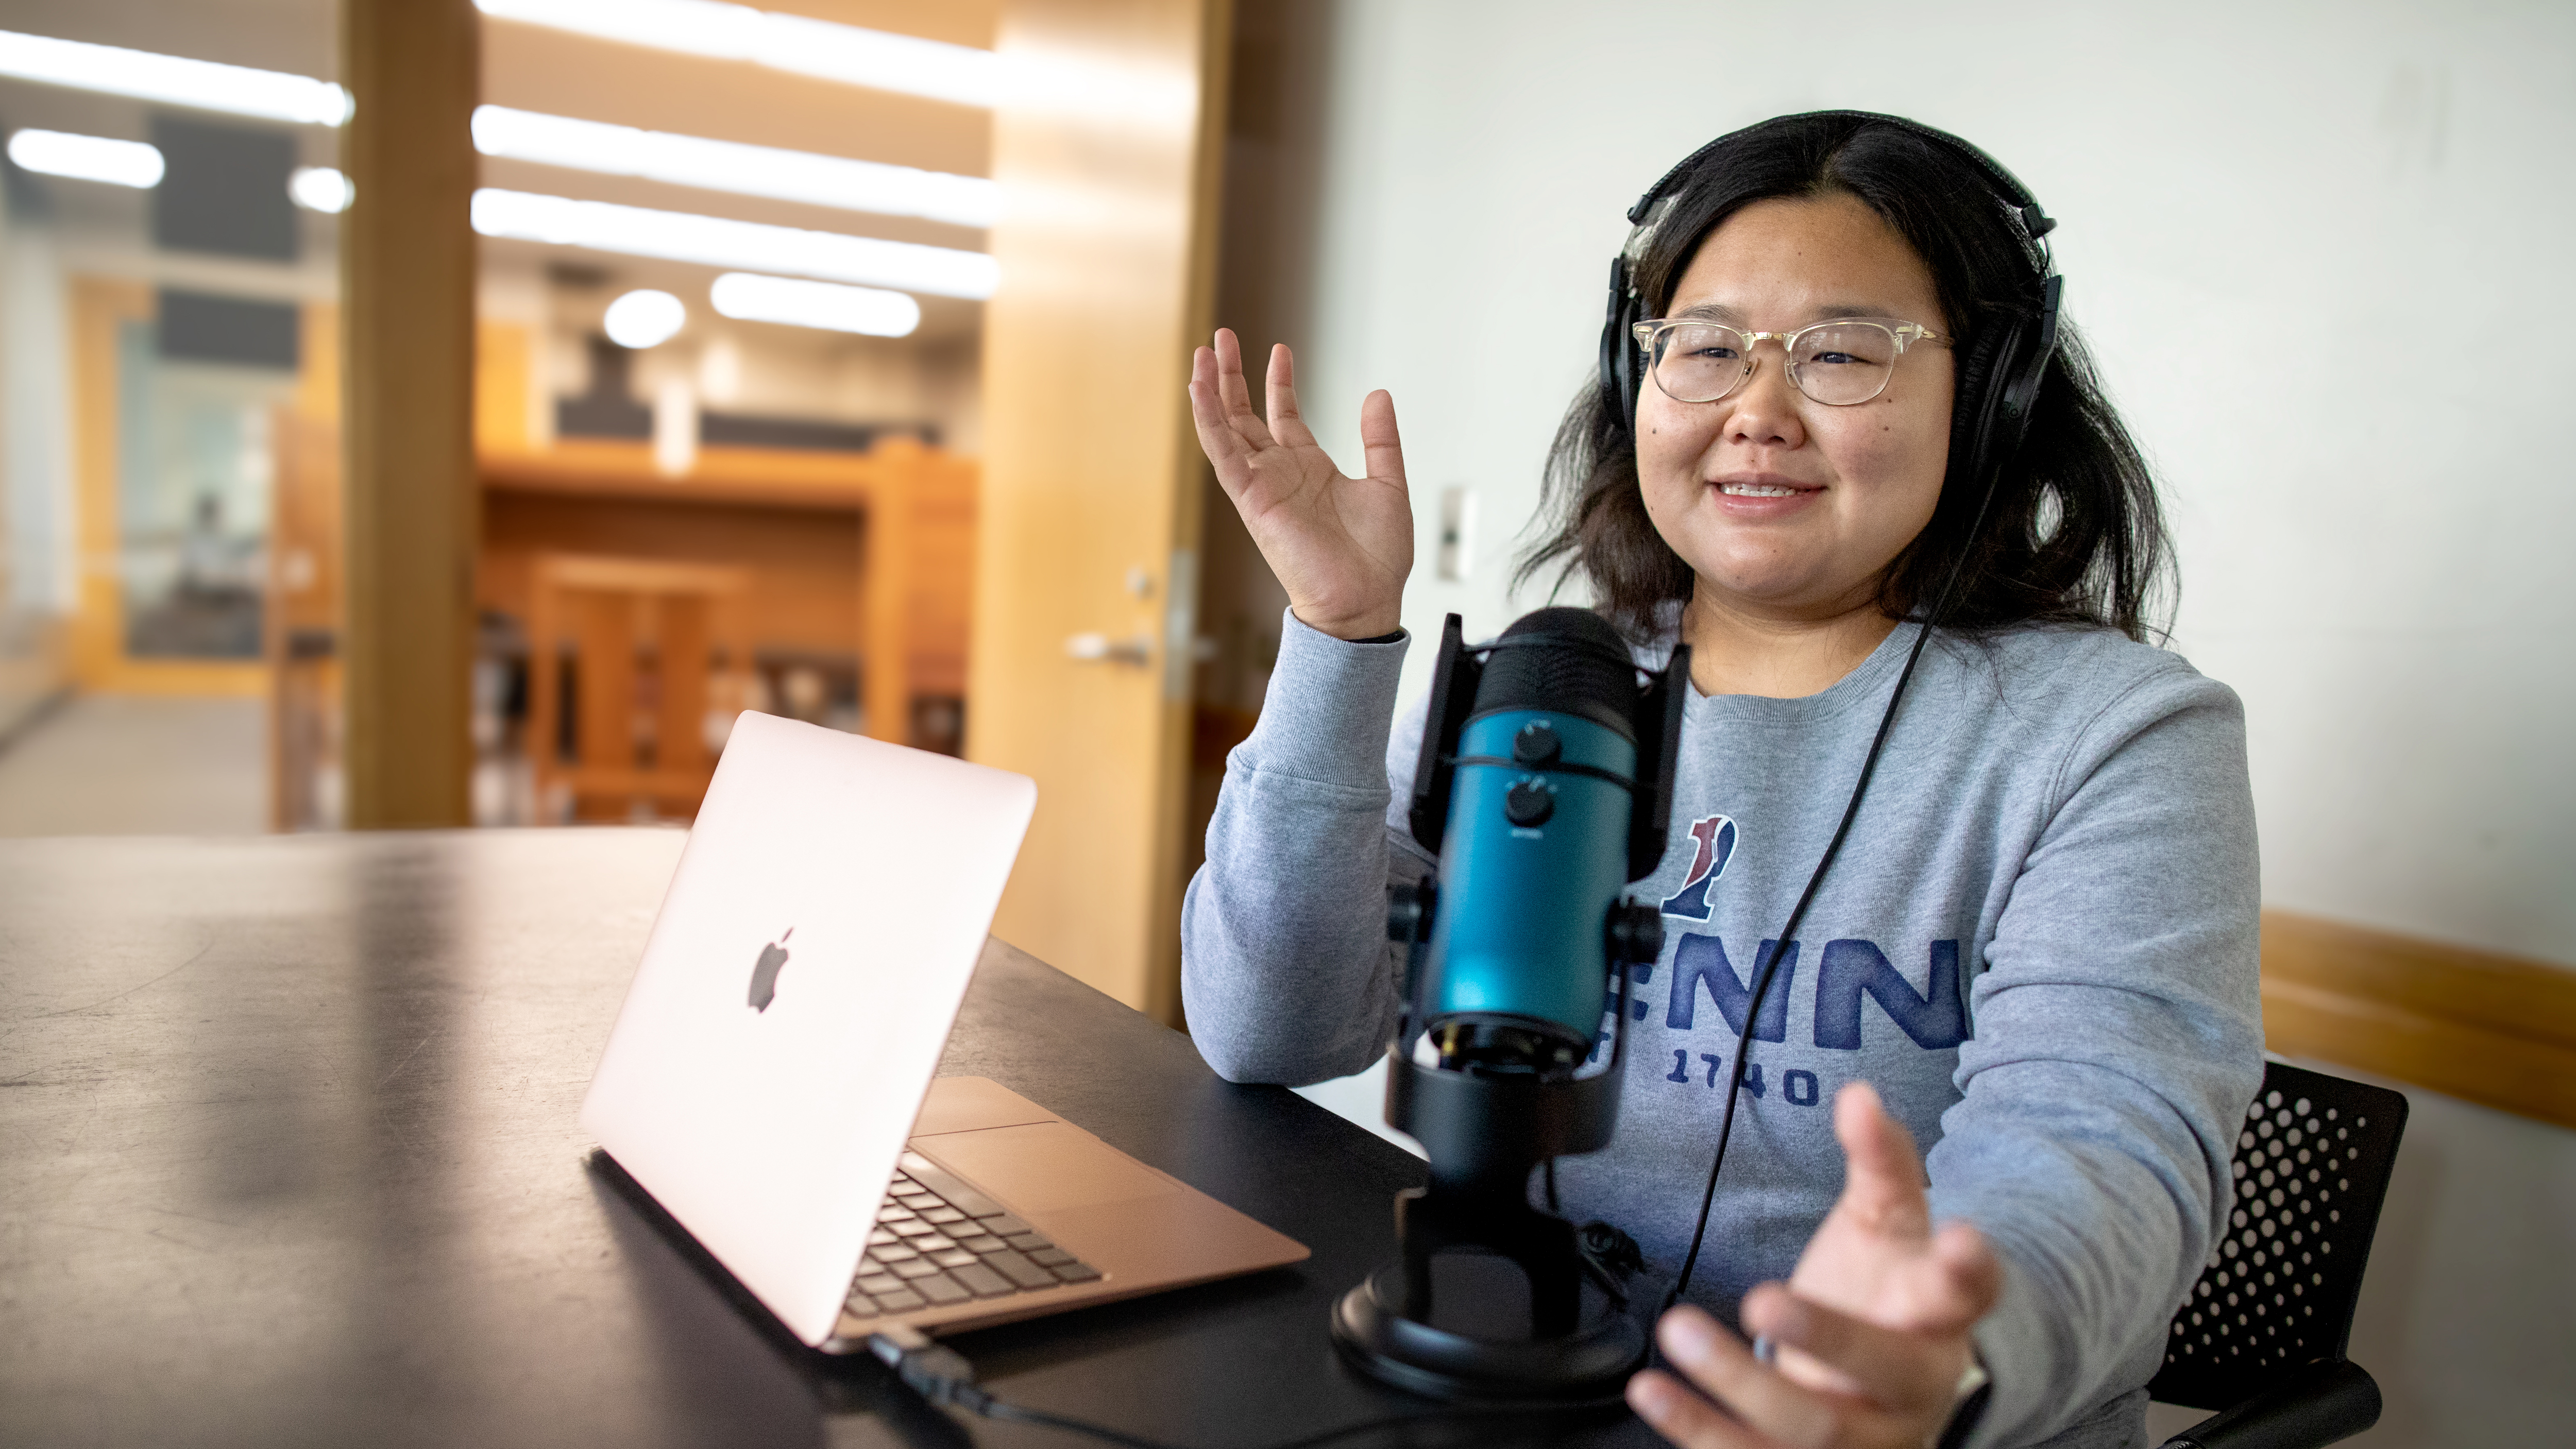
[581,711,1036,1344]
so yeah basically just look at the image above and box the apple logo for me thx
[748,927,794,1012]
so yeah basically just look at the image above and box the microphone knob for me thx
[1503,779,1555,827]
[1511,721,1562,765]
[1605,902,1665,964]
[1385,882,1436,943]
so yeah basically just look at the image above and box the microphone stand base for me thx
[1330,1264,1645,1405]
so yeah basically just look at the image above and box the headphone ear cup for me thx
[1955,276,2064,493]
[1951,320,2019,496]
[1598,258,1639,436]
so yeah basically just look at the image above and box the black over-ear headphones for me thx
[1595,110,2065,507]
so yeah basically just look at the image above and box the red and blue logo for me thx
[1657,814,1737,922]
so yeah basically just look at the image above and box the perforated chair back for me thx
[2148,1061,2409,1410]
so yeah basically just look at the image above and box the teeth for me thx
[1719,483,1803,497]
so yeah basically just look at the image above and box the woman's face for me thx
[1635,191,1954,622]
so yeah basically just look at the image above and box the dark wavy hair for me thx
[1517,115,2172,643]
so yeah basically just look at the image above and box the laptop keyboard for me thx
[846,1151,1103,1319]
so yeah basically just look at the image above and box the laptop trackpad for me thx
[914,1123,1179,1212]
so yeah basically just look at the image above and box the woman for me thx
[1180,113,2261,1449]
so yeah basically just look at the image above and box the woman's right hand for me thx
[1188,329,1412,640]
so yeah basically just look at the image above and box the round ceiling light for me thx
[603,288,685,349]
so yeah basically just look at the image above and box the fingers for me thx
[1358,388,1408,489]
[1210,329,1276,450]
[1833,1082,1930,1237]
[1741,1284,1960,1412]
[1187,346,1256,488]
[1627,1369,1768,1449]
[1212,327,1252,415]
[1919,1221,2005,1328]
[1264,344,1320,449]
[1653,1307,1842,1449]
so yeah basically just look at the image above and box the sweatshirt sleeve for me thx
[1181,610,1434,1085]
[1929,664,2266,1449]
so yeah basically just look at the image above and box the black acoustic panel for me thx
[700,412,910,453]
[557,335,652,439]
[555,393,653,440]
[157,288,299,371]
[151,116,297,261]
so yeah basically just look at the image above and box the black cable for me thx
[984,1394,1626,1449]
[1663,616,1935,1310]
[1662,470,2005,1315]
[868,1329,1626,1449]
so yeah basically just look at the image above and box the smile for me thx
[1716,482,1816,497]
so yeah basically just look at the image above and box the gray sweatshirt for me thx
[1181,610,2264,1449]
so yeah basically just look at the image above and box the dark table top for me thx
[0,829,1652,1449]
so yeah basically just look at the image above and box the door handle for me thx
[1065,632,1153,666]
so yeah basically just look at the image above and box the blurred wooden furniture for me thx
[480,436,975,777]
[525,553,753,822]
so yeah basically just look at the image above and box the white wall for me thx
[0,172,77,736]
[1254,4,2576,1444]
[1275,0,2576,972]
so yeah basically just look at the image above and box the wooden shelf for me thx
[479,436,970,511]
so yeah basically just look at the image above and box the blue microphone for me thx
[1394,607,1686,1078]
[1336,609,1686,1398]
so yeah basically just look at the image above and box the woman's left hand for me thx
[1628,1082,2003,1449]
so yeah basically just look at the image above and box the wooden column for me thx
[862,478,911,745]
[340,0,480,828]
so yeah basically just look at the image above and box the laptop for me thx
[582,710,1308,1351]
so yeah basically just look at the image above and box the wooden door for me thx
[969,0,1230,1022]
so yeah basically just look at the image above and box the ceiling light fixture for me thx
[6,129,165,188]
[0,29,350,126]
[473,0,1001,109]
[604,288,687,348]
[471,106,995,228]
[289,165,352,213]
[709,272,920,337]
[471,189,998,300]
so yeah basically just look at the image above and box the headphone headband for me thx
[1624,110,2056,244]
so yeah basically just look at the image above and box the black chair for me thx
[2149,1061,2408,1449]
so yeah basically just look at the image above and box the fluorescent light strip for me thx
[0,29,350,126]
[471,188,998,300]
[472,106,995,228]
[710,272,920,337]
[7,129,164,187]
[474,0,999,109]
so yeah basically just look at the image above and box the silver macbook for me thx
[582,710,1308,1350]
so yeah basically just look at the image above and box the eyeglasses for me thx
[1630,317,1948,407]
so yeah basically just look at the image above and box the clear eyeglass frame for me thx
[1629,317,1949,407]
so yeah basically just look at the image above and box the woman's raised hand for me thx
[1188,330,1411,640]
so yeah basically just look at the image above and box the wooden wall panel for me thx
[2262,909,2576,1130]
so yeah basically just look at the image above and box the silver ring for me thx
[1751,1334,1777,1365]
